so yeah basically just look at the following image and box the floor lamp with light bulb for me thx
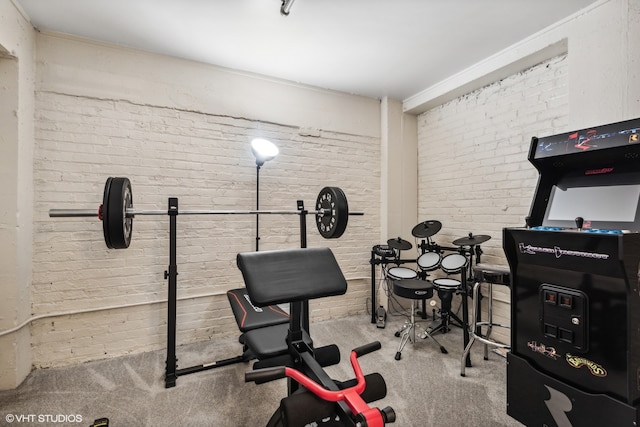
[250,138,279,251]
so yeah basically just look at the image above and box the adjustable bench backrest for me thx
[236,247,347,306]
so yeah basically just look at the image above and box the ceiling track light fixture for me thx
[281,0,296,16]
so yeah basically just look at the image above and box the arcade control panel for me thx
[517,217,621,353]
[539,284,587,351]
[529,216,627,235]
[530,226,625,234]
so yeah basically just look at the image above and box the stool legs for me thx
[460,281,510,377]
[395,300,416,360]
[483,280,496,359]
[395,300,447,360]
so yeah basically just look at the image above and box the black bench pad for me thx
[243,323,313,360]
[227,288,289,333]
[236,247,347,307]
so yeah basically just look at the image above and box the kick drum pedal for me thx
[376,306,387,329]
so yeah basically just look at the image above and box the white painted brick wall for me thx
[32,92,380,368]
[416,55,571,344]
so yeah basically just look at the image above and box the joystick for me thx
[575,216,584,231]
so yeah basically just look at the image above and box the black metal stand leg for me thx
[370,250,377,324]
[165,197,179,388]
[429,313,450,335]
[429,289,454,335]
[447,312,464,329]
[417,324,448,354]
[461,273,471,368]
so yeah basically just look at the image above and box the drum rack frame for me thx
[369,239,483,366]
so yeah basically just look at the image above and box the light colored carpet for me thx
[0,314,522,426]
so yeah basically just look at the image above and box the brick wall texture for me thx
[416,54,570,343]
[32,53,571,366]
[32,93,380,367]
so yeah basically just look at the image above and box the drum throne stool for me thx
[460,263,511,376]
[393,279,447,360]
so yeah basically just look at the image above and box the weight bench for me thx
[227,288,290,333]
[226,288,290,361]
[237,247,395,426]
[226,286,341,371]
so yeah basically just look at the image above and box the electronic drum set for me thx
[369,220,491,361]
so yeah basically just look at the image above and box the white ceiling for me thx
[14,0,599,101]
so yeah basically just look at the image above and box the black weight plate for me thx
[102,177,113,249]
[315,187,349,239]
[105,177,133,249]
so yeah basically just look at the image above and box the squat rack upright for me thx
[164,198,312,388]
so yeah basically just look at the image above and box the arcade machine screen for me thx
[543,173,640,230]
[503,117,640,427]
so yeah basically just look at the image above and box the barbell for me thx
[49,177,363,249]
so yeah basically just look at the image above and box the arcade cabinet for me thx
[503,117,640,426]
